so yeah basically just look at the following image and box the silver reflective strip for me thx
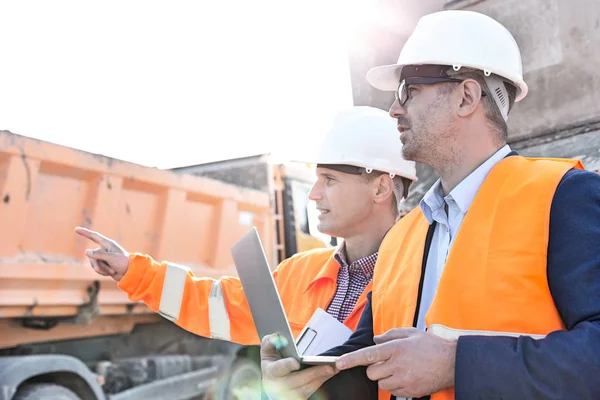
[158,263,190,322]
[429,324,547,341]
[208,280,231,341]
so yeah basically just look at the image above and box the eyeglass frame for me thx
[395,76,487,107]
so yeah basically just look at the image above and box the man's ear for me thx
[373,175,394,205]
[457,79,484,118]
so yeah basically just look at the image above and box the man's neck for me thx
[342,217,394,264]
[438,143,505,196]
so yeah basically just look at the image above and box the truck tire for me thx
[224,358,262,400]
[13,383,81,400]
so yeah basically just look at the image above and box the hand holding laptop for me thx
[231,228,346,398]
[230,228,341,366]
[260,333,338,400]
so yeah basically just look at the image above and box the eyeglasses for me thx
[395,76,487,106]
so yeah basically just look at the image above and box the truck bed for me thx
[0,131,275,348]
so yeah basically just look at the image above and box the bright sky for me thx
[0,0,369,169]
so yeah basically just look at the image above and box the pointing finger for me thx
[336,343,392,370]
[75,227,113,250]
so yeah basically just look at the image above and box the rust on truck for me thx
[0,130,276,349]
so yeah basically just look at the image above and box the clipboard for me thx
[296,308,353,356]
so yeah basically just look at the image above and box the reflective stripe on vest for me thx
[158,262,190,322]
[208,279,231,341]
[428,324,546,341]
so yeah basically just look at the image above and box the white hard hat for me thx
[366,10,528,102]
[292,106,418,182]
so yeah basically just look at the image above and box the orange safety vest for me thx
[118,247,370,345]
[372,156,583,400]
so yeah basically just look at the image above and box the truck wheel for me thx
[13,383,81,400]
[224,358,262,400]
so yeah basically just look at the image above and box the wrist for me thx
[443,340,457,389]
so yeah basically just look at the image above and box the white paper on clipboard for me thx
[295,308,353,356]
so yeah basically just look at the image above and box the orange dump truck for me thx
[0,131,329,400]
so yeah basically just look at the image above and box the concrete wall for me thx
[450,0,600,142]
[348,0,600,210]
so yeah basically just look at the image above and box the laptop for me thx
[230,227,340,366]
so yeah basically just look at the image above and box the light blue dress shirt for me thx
[416,144,512,330]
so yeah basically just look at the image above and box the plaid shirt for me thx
[326,242,377,323]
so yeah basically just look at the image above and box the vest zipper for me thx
[411,222,437,328]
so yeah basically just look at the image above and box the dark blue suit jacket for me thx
[314,156,600,399]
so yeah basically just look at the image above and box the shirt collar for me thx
[420,144,513,224]
[334,241,377,279]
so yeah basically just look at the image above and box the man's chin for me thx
[317,223,336,238]
[401,146,418,161]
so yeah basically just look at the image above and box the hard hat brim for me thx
[366,63,528,102]
[366,64,403,92]
[289,157,418,182]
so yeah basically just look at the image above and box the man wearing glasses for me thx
[260,10,600,400]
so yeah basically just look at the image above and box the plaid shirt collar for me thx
[333,241,377,279]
